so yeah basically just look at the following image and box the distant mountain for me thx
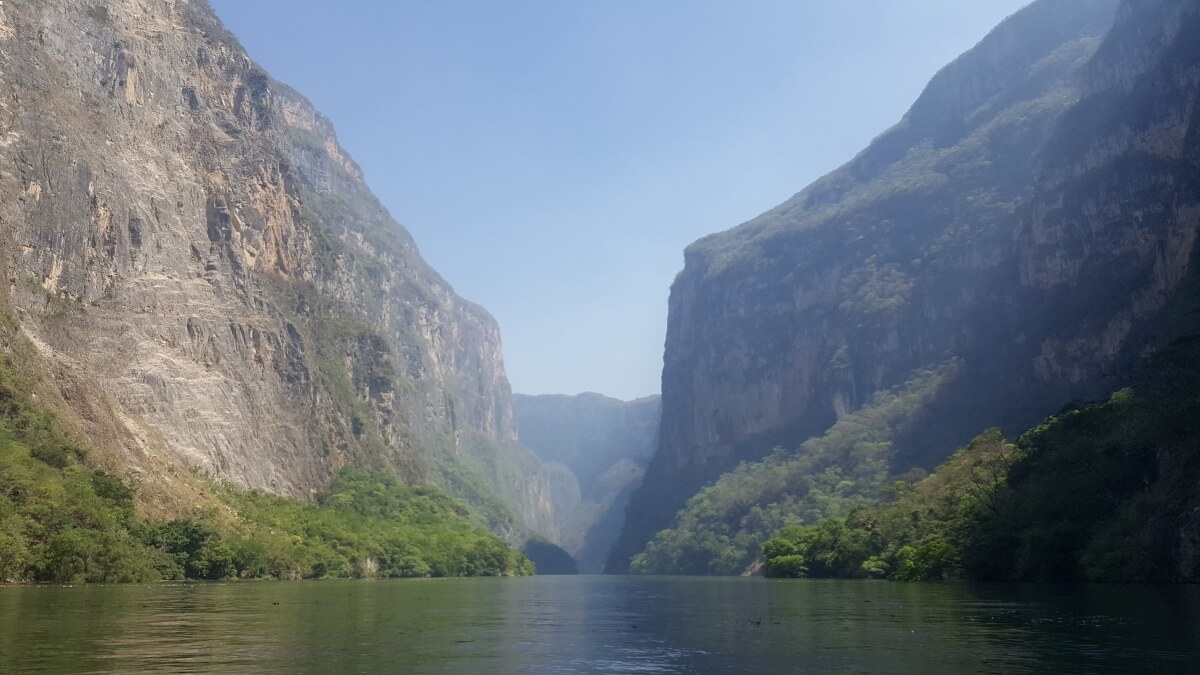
[610,0,1200,574]
[514,393,659,572]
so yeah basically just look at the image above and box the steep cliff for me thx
[514,393,658,572]
[611,0,1200,572]
[0,0,554,540]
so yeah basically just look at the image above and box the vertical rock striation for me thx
[0,0,553,537]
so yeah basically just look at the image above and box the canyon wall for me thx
[611,0,1200,571]
[514,393,659,572]
[0,0,554,539]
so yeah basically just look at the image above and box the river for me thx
[1,576,1196,673]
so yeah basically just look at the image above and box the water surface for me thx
[1,576,1196,673]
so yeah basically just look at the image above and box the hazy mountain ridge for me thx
[0,0,556,543]
[611,0,1200,573]
[514,392,659,572]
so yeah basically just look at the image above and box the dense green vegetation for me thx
[0,356,532,583]
[217,469,533,579]
[763,337,1200,582]
[761,429,1018,581]
[0,351,161,583]
[629,362,959,575]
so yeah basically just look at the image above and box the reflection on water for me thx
[0,576,1197,673]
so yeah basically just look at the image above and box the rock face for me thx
[0,0,553,538]
[610,0,1200,571]
[514,393,659,572]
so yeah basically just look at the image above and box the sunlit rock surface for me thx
[0,0,554,539]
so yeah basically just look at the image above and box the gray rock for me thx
[0,0,553,540]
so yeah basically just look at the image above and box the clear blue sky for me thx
[210,0,1029,400]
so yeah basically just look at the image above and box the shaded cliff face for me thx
[514,393,659,572]
[0,0,552,536]
[1017,0,1200,382]
[611,0,1200,571]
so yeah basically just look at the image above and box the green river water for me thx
[1,576,1196,673]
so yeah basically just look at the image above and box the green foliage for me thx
[0,359,155,583]
[136,520,235,580]
[967,339,1200,582]
[762,429,1021,581]
[892,539,957,582]
[218,468,533,579]
[760,517,885,579]
[629,362,959,575]
[839,260,916,322]
[0,353,531,583]
[762,336,1200,582]
[764,554,807,578]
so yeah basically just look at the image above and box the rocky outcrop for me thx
[0,0,552,538]
[514,393,658,572]
[611,0,1200,571]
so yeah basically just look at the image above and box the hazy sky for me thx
[210,0,1029,400]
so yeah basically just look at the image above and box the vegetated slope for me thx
[762,336,1200,583]
[514,393,659,572]
[0,0,555,543]
[0,325,531,583]
[612,0,1200,573]
[630,363,957,575]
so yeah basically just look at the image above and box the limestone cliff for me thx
[514,393,658,572]
[611,0,1200,571]
[0,0,554,539]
